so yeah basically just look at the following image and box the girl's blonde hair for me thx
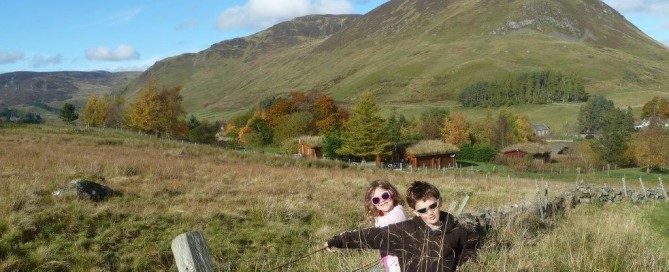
[364,179,404,220]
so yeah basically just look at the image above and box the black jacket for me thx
[328,211,479,272]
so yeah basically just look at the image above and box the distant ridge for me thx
[0,71,140,107]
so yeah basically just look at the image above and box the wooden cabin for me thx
[501,142,552,163]
[406,140,459,169]
[297,136,323,159]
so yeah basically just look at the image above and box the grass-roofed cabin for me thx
[297,136,323,159]
[502,143,552,163]
[406,140,459,169]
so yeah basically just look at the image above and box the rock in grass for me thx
[60,179,116,202]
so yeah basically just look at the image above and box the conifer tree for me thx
[59,103,79,124]
[337,91,390,160]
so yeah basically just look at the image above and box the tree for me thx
[513,116,534,143]
[418,108,449,139]
[82,95,109,127]
[59,103,79,124]
[242,117,273,147]
[105,95,126,128]
[632,127,669,173]
[593,107,634,165]
[578,95,615,134]
[126,83,185,136]
[469,110,495,146]
[273,112,313,144]
[337,91,390,160]
[441,112,469,146]
[492,108,516,149]
[323,126,343,159]
[313,95,346,135]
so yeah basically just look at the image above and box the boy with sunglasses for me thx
[326,180,479,272]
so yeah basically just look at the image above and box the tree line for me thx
[459,70,589,107]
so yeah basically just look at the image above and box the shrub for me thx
[458,143,496,162]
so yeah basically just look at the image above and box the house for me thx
[502,142,552,163]
[406,140,459,169]
[532,124,550,137]
[297,136,323,159]
[634,119,650,130]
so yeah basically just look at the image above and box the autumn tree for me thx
[312,95,346,135]
[641,96,669,119]
[126,83,185,136]
[631,127,669,173]
[337,91,390,161]
[441,112,470,146]
[264,99,298,127]
[513,116,534,143]
[82,95,110,127]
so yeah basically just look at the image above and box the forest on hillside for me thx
[459,70,589,107]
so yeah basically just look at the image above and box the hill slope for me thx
[0,71,140,108]
[122,0,669,122]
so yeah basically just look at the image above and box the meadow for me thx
[0,124,668,271]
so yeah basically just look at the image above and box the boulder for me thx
[67,179,116,202]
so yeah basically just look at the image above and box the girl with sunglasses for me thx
[365,179,408,272]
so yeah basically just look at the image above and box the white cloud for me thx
[85,45,140,61]
[216,0,353,31]
[0,51,24,64]
[31,54,62,68]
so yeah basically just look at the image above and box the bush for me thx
[458,143,496,162]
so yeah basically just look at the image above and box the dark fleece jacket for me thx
[328,211,479,272]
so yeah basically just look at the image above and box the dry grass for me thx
[0,124,666,271]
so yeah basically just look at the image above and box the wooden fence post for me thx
[171,231,216,272]
[639,177,647,197]
[660,178,668,203]
[622,177,627,198]
[456,195,469,215]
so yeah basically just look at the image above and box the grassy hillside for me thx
[119,0,669,132]
[1,124,668,271]
[0,71,141,118]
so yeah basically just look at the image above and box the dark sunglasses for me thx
[415,200,440,214]
[371,191,392,205]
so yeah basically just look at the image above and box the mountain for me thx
[122,0,669,123]
[0,71,140,108]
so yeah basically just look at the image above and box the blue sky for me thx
[0,0,667,73]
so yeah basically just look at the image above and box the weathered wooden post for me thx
[447,201,457,213]
[639,177,647,197]
[171,231,216,272]
[659,177,668,203]
[456,195,469,216]
[622,177,627,198]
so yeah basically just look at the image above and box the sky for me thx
[0,0,667,74]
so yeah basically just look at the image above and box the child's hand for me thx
[324,242,336,252]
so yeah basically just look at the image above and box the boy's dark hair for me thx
[406,180,441,209]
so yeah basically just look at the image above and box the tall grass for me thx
[464,203,669,271]
[0,124,666,271]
